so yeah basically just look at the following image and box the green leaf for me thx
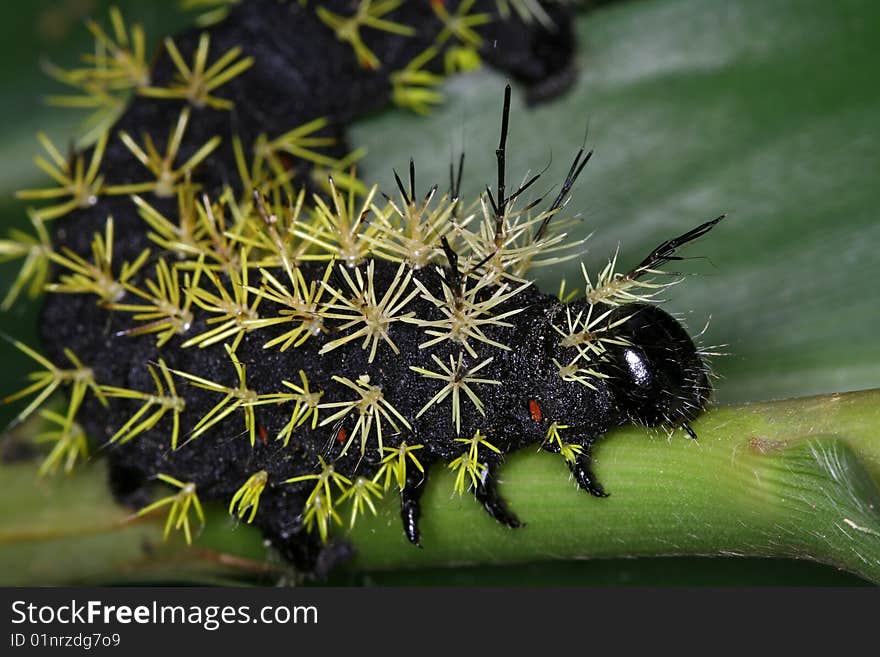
[0,458,277,585]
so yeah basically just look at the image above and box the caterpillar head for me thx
[603,304,711,435]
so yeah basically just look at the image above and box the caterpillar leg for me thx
[107,458,153,509]
[569,446,609,498]
[475,461,523,528]
[400,469,427,548]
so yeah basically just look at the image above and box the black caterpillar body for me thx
[40,0,577,278]
[4,0,720,577]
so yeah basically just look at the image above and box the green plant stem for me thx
[0,455,277,585]
[2,390,879,584]
[347,390,880,582]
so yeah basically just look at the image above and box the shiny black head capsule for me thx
[603,304,711,434]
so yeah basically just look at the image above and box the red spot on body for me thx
[337,428,348,444]
[276,152,298,173]
[529,399,543,423]
[258,423,268,446]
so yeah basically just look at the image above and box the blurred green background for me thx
[1,0,878,585]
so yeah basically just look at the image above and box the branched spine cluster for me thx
[2,4,719,557]
[1,80,666,543]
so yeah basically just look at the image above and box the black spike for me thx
[630,214,727,278]
[495,83,512,216]
[534,148,593,243]
[440,236,461,291]
[392,168,410,204]
[507,171,542,204]
[466,249,498,279]
[450,152,465,199]
[485,186,499,217]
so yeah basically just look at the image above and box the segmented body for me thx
[3,1,720,575]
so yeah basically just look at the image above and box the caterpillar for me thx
[1,0,722,576]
